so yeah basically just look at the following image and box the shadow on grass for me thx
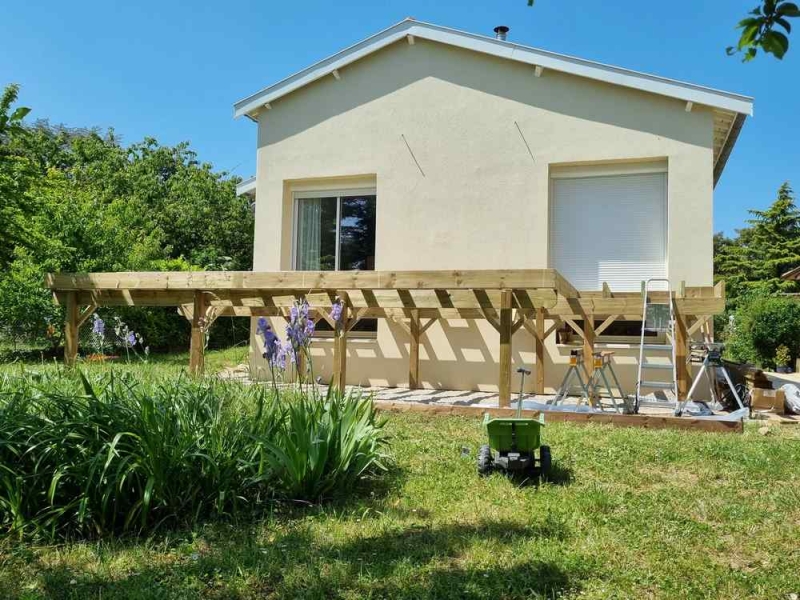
[32,518,584,599]
[494,459,575,489]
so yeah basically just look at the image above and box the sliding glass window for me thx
[294,190,377,333]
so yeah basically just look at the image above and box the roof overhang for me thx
[236,176,256,198]
[234,19,754,184]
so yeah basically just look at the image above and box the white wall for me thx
[248,38,715,392]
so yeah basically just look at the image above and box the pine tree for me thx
[715,182,800,301]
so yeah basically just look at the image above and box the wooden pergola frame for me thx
[46,269,724,407]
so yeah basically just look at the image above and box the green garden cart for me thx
[477,367,551,479]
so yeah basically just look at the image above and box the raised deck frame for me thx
[46,269,724,409]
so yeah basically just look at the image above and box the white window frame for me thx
[291,187,378,339]
[291,187,377,270]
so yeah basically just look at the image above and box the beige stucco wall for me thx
[248,38,715,393]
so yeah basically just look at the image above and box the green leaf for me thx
[776,17,793,32]
[763,30,790,58]
[737,17,761,28]
[10,107,30,122]
[777,2,800,17]
[739,23,762,49]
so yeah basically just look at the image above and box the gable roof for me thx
[234,19,754,184]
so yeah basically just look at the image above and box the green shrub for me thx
[725,293,800,369]
[0,372,388,538]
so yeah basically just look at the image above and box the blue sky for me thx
[1,0,797,235]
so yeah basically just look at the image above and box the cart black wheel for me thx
[539,445,552,481]
[477,444,493,476]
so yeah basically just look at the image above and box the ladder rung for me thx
[642,344,672,351]
[635,398,678,408]
[639,381,675,390]
[642,362,673,370]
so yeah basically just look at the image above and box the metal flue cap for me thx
[493,25,509,41]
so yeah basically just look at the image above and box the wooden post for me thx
[534,307,545,394]
[64,291,79,367]
[674,310,690,400]
[409,310,421,389]
[332,305,349,390]
[582,311,596,405]
[189,291,206,376]
[498,290,513,407]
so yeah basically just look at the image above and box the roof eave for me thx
[233,19,754,120]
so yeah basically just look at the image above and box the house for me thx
[235,19,753,392]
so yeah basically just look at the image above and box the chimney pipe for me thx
[493,25,509,41]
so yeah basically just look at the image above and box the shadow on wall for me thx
[260,36,711,152]
[253,318,539,391]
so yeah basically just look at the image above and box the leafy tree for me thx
[725,293,800,368]
[0,84,254,352]
[715,183,800,303]
[0,84,37,267]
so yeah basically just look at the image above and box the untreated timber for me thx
[46,269,565,292]
[372,400,744,433]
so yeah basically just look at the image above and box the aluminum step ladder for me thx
[634,278,678,413]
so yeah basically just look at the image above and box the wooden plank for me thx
[535,307,545,394]
[372,401,744,433]
[498,290,513,408]
[64,291,79,367]
[409,310,421,390]
[46,269,563,292]
[189,291,207,376]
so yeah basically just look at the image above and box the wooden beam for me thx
[46,269,564,292]
[373,401,744,433]
[332,303,349,390]
[332,69,341,80]
[511,312,526,334]
[685,101,694,112]
[407,34,415,45]
[687,315,712,338]
[534,65,544,77]
[419,317,437,335]
[64,291,79,367]
[498,290,513,408]
[76,303,98,329]
[409,310,421,390]
[535,307,545,394]
[674,302,690,400]
[582,310,596,405]
[564,318,586,340]
[594,314,619,336]
[189,291,207,376]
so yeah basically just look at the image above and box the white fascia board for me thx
[233,21,411,118]
[236,176,257,197]
[233,20,754,119]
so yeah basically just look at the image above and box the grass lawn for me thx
[1,351,800,599]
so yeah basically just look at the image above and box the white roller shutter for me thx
[550,172,667,292]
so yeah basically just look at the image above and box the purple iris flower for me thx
[92,315,105,336]
[330,301,343,323]
[127,332,137,346]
